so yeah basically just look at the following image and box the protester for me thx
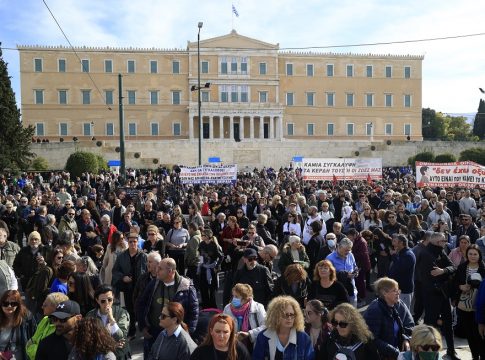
[189,313,251,360]
[252,296,314,360]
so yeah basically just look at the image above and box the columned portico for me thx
[188,103,284,141]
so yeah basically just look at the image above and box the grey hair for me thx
[430,231,445,244]
[100,214,111,222]
[147,251,162,263]
[338,237,353,249]
[46,214,56,223]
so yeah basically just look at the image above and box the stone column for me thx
[270,116,274,139]
[189,115,194,140]
[278,116,283,140]
[240,116,245,141]
[219,116,224,139]
[209,116,214,139]
[230,116,234,140]
[259,116,264,139]
[250,116,255,139]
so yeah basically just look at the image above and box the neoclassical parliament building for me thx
[18,30,423,155]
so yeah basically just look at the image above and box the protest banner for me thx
[302,158,382,181]
[179,165,238,185]
[416,161,485,188]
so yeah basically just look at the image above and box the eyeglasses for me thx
[56,256,64,260]
[247,257,257,261]
[2,301,19,308]
[247,232,255,235]
[148,233,156,236]
[331,320,349,328]
[159,313,172,320]
[421,344,440,352]
[282,312,296,319]
[174,221,181,224]
[99,298,114,304]
[68,213,75,216]
[49,315,73,323]
[65,203,72,206]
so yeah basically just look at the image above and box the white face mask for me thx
[327,239,336,249]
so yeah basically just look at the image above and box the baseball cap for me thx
[243,248,258,258]
[50,300,81,319]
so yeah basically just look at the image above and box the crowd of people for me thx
[0,166,484,360]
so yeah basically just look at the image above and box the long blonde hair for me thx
[265,296,305,332]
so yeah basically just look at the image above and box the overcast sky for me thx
[1,0,484,114]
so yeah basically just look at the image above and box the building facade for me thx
[18,30,423,145]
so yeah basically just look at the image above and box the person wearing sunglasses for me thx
[322,303,379,359]
[0,290,36,360]
[148,302,197,360]
[26,292,69,360]
[86,285,131,360]
[253,295,313,360]
[397,324,443,360]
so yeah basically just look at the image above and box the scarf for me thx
[201,261,217,284]
[378,298,404,349]
[230,299,252,332]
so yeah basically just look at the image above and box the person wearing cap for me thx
[451,244,485,359]
[36,300,83,360]
[232,248,274,307]
[112,231,147,339]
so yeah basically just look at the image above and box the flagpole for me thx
[231,3,234,29]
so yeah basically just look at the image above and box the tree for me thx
[434,153,456,163]
[459,148,485,166]
[422,108,446,140]
[443,114,477,141]
[65,152,99,178]
[31,156,49,171]
[472,99,485,139]
[0,44,35,171]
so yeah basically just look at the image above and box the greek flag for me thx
[232,4,239,17]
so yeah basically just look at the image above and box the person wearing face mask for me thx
[397,324,443,360]
[232,249,274,307]
[223,283,266,352]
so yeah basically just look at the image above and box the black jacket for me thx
[233,263,274,306]
[35,332,71,360]
[416,243,455,296]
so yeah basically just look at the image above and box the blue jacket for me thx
[253,328,314,360]
[364,298,414,358]
[388,248,416,294]
[135,273,199,335]
[476,279,485,324]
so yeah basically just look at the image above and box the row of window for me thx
[34,122,182,137]
[33,58,183,74]
[35,121,411,137]
[33,88,413,108]
[285,63,412,79]
[33,89,182,105]
[286,92,413,108]
[32,57,412,79]
[288,123,412,136]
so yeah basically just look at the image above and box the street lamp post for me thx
[197,22,203,166]
[190,22,210,165]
